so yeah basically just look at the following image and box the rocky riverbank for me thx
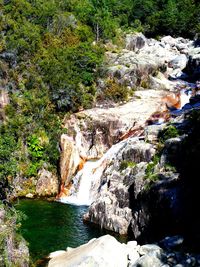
[59,32,200,193]
[58,33,200,245]
[48,234,200,267]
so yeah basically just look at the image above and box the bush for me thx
[145,155,159,181]
[99,79,131,103]
[158,125,179,143]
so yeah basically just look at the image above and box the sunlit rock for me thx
[60,134,81,188]
[83,139,155,235]
[48,235,128,267]
[125,32,146,52]
[36,169,59,197]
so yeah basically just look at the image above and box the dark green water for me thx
[15,199,124,264]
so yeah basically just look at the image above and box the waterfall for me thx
[59,139,128,206]
[59,161,99,206]
[180,89,192,108]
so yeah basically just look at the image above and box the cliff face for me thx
[83,139,155,235]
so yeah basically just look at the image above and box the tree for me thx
[160,0,178,35]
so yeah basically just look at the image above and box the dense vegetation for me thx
[0,0,200,193]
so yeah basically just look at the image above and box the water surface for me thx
[15,199,124,265]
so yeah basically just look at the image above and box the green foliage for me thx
[158,125,179,143]
[120,160,136,171]
[27,135,44,160]
[99,78,131,103]
[0,127,18,181]
[145,155,160,181]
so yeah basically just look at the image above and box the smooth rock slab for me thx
[48,235,128,267]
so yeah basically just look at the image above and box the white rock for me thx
[48,235,128,267]
[49,250,66,258]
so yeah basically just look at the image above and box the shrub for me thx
[99,79,131,103]
[158,125,179,143]
[145,155,159,181]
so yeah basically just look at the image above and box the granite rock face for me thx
[36,168,59,197]
[83,138,155,235]
[0,206,29,267]
[60,89,165,189]
[60,134,81,188]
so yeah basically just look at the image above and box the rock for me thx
[49,251,67,258]
[60,89,165,192]
[48,235,200,267]
[9,175,37,199]
[107,65,128,79]
[122,141,156,163]
[149,72,174,91]
[186,47,200,79]
[169,54,188,70]
[160,235,184,249]
[83,138,154,235]
[0,89,9,109]
[60,134,81,187]
[139,244,163,258]
[36,169,59,197]
[48,235,128,267]
[0,205,29,267]
[127,241,140,263]
[161,36,177,47]
[0,207,5,223]
[130,254,163,267]
[160,136,185,167]
[125,32,146,51]
[25,193,34,198]
[145,124,166,143]
[169,69,189,80]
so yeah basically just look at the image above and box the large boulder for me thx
[186,47,200,79]
[169,54,188,70]
[48,235,128,267]
[125,33,146,52]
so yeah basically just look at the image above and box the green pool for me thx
[15,199,122,265]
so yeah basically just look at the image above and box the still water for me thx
[15,199,124,264]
